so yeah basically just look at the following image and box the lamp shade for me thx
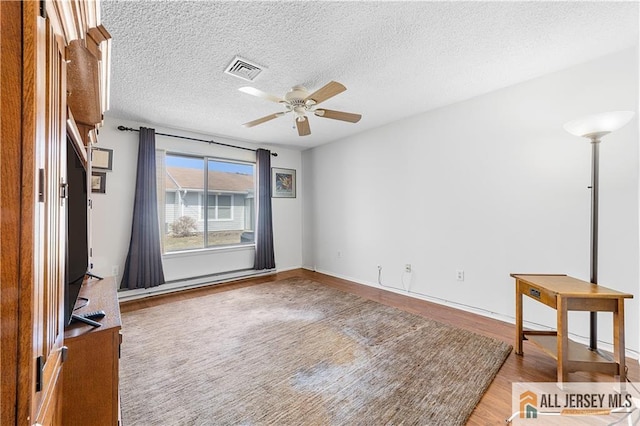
[563,111,635,139]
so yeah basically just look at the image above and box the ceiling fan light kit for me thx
[240,81,362,136]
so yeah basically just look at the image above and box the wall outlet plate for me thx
[456,270,464,281]
[405,264,412,273]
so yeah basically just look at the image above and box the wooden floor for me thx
[121,269,639,425]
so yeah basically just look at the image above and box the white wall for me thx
[302,48,639,355]
[91,117,303,284]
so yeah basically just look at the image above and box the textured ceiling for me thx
[100,1,638,150]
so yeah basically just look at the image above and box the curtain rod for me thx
[117,126,278,157]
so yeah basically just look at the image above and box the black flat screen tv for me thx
[64,136,89,326]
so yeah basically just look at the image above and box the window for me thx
[203,193,233,221]
[161,154,255,253]
[216,194,232,219]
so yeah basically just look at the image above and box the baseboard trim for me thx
[310,267,640,361]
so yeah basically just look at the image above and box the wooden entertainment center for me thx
[0,0,113,424]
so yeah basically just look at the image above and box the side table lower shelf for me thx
[524,332,618,376]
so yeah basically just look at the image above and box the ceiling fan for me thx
[239,81,362,137]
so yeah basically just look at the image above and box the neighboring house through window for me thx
[200,193,234,221]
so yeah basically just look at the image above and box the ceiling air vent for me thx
[224,56,263,82]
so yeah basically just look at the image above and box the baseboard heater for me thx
[117,268,276,302]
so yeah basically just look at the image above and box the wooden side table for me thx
[512,273,632,382]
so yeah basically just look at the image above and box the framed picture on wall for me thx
[92,147,113,170]
[91,171,106,193]
[272,167,296,198]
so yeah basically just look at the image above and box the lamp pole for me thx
[563,110,634,353]
[588,137,600,351]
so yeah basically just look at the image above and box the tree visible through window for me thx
[161,154,255,252]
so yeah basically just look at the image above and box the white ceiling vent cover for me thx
[224,56,263,82]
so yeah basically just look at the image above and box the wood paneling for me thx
[17,1,41,423]
[120,269,640,425]
[0,1,24,423]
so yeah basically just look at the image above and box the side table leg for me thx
[614,298,626,382]
[557,296,568,382]
[516,280,523,355]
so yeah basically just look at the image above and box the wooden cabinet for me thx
[63,277,122,425]
[0,1,110,424]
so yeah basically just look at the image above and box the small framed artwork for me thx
[92,147,113,170]
[272,167,296,198]
[91,171,106,194]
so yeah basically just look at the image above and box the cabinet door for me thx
[36,14,67,426]
[22,5,67,425]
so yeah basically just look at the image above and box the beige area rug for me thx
[119,278,511,425]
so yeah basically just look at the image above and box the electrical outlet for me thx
[456,270,464,281]
[337,251,342,258]
[112,265,119,276]
[405,264,412,273]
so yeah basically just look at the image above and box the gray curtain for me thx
[121,127,165,289]
[254,148,275,270]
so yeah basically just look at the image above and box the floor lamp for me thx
[563,110,635,351]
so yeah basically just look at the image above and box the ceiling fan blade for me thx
[314,109,362,123]
[296,116,311,136]
[243,112,284,128]
[239,86,284,103]
[304,81,346,104]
